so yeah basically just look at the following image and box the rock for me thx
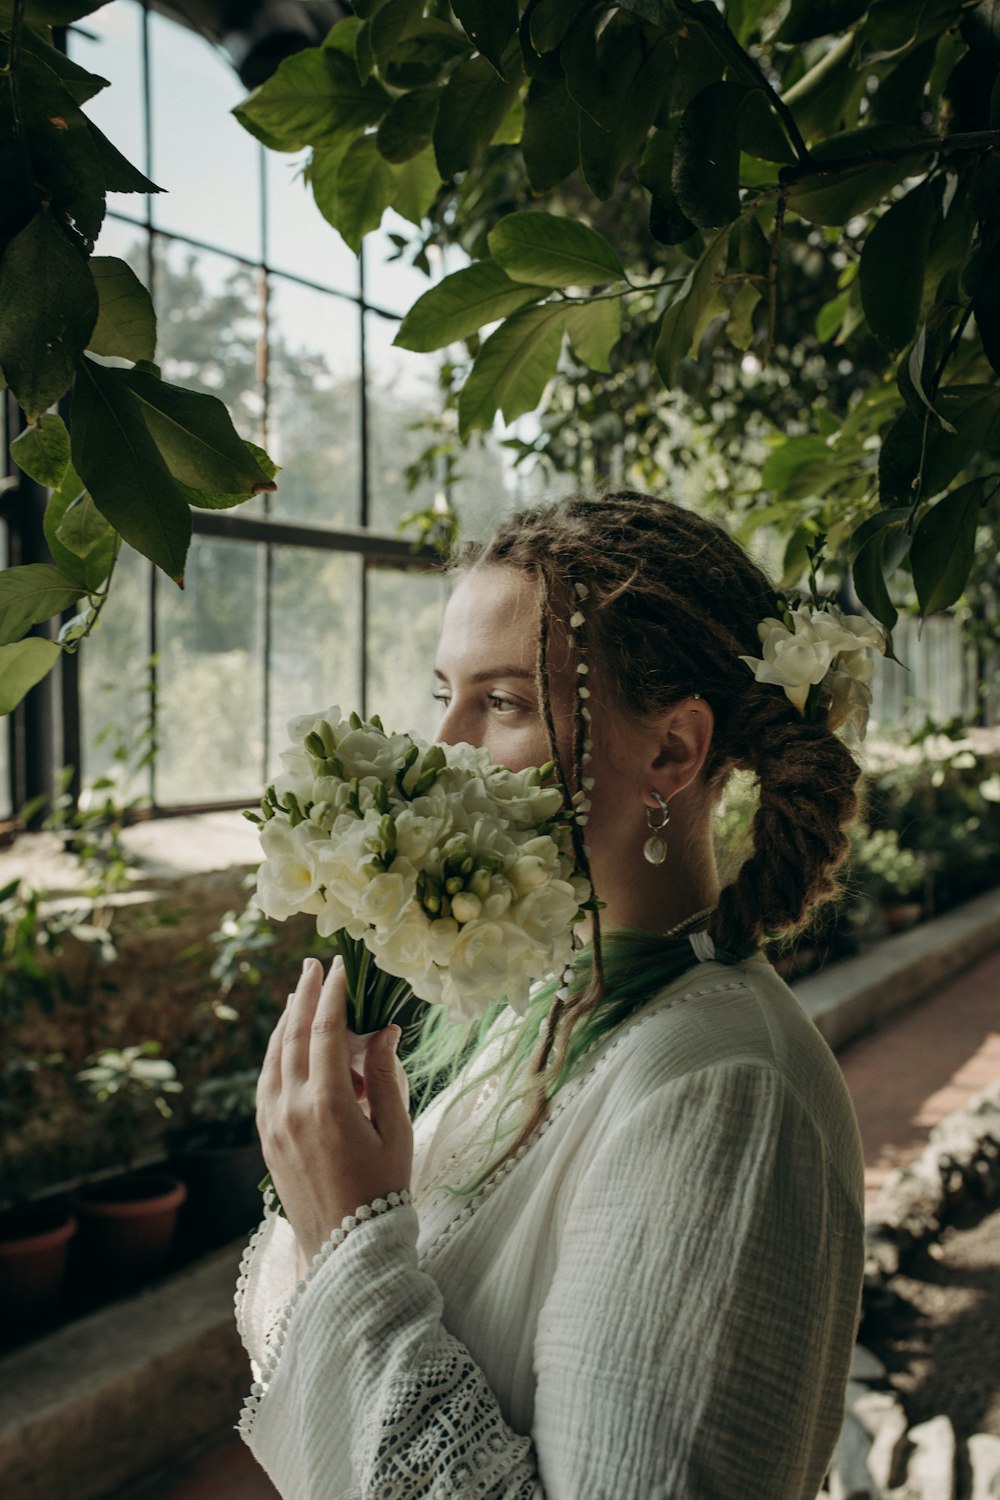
[968,1433,1000,1500]
[850,1388,906,1441]
[852,1345,888,1383]
[828,1411,879,1500]
[896,1415,956,1500]
[868,1403,910,1493]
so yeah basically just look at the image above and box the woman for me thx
[237,491,867,1499]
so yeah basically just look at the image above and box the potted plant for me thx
[170,1069,266,1251]
[73,1043,187,1290]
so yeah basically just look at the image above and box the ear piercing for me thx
[643,790,670,865]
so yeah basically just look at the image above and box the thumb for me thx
[364,1026,407,1136]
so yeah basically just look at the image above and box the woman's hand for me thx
[256,956,414,1262]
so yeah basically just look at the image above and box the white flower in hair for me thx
[740,600,886,737]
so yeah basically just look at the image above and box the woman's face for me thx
[433,564,570,772]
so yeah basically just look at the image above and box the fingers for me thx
[282,956,323,1082]
[364,1026,410,1146]
[310,955,352,1094]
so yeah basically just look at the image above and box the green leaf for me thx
[54,491,115,562]
[368,0,425,67]
[653,224,730,385]
[0,564,85,645]
[911,480,982,615]
[852,530,899,631]
[902,319,956,431]
[0,88,40,246]
[17,24,108,105]
[492,91,524,145]
[177,442,281,512]
[84,119,160,193]
[458,302,566,436]
[123,368,273,495]
[617,0,683,22]
[70,358,191,583]
[639,125,697,246]
[816,288,851,343]
[488,211,624,288]
[673,81,750,229]
[376,87,440,163]
[861,0,964,62]
[393,145,442,225]
[778,0,867,43]
[87,257,157,363]
[973,241,1000,377]
[578,23,675,199]
[10,412,71,488]
[726,281,761,350]
[451,0,518,73]
[43,464,115,591]
[859,182,935,354]
[395,260,549,352]
[761,434,838,498]
[18,51,106,246]
[563,298,621,372]
[312,133,397,252]
[233,46,390,152]
[433,54,519,178]
[529,0,592,53]
[0,208,97,421]
[878,388,1000,506]
[785,125,931,225]
[0,638,61,716]
[521,78,580,193]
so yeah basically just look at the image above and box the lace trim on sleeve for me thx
[236,1190,412,1446]
[356,1339,541,1499]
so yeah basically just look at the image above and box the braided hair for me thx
[455,491,860,1153]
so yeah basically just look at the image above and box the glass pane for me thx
[148,10,262,262]
[269,549,362,772]
[268,278,361,526]
[156,538,265,804]
[365,309,440,534]
[153,236,267,514]
[67,2,148,224]
[366,567,447,741]
[79,544,154,801]
[265,152,359,295]
[364,212,441,318]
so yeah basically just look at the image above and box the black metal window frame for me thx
[3,2,441,829]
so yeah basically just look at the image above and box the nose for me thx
[436,701,468,746]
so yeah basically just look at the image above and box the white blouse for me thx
[235,951,865,1499]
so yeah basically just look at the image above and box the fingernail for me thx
[386,1025,401,1054]
[333,954,344,971]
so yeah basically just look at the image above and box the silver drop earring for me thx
[643,791,670,865]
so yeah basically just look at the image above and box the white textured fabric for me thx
[236,956,865,1499]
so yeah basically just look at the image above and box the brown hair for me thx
[457,490,860,1149]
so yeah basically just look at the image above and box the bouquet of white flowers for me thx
[247,707,591,1033]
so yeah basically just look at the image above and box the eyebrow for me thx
[434,666,536,684]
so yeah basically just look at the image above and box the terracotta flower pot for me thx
[74,1171,187,1289]
[0,1201,77,1338]
[172,1134,267,1251]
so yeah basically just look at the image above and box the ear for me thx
[646,697,715,801]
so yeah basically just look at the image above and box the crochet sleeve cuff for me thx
[243,1202,542,1500]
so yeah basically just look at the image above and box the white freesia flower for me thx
[252,707,588,1027]
[740,601,885,732]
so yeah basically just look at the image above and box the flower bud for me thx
[469,867,491,901]
[444,875,465,895]
[451,891,482,924]
[304,731,326,759]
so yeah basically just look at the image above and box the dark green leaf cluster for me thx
[0,3,277,715]
[231,0,1000,643]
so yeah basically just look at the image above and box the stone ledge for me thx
[0,1241,249,1500]
[795,886,1000,1051]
